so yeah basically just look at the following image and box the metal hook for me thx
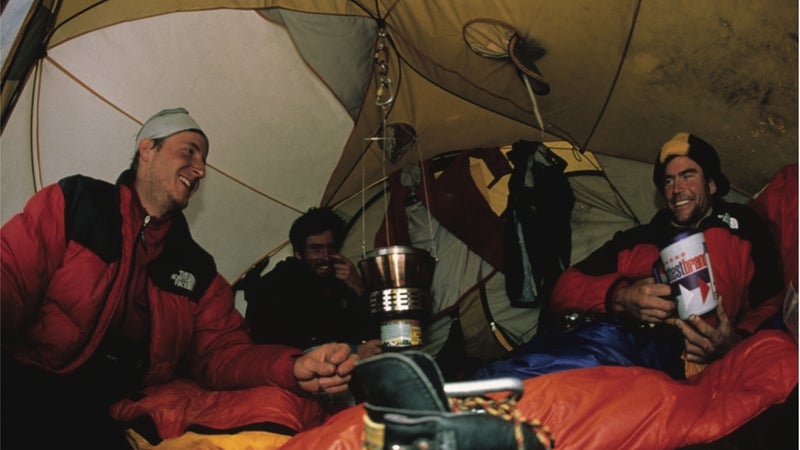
[376,78,394,107]
[374,27,395,108]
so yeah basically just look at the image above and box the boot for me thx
[352,351,554,450]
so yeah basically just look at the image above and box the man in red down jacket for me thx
[473,132,783,381]
[1,108,357,448]
[551,132,783,365]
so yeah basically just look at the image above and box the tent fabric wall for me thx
[2,2,795,288]
[2,8,356,283]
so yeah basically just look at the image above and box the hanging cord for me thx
[415,142,437,260]
[522,75,545,142]
[449,395,556,450]
[361,139,368,259]
[372,26,393,247]
[380,135,390,247]
[359,136,391,255]
[358,26,397,251]
[369,25,436,253]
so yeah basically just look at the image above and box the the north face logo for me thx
[170,270,196,291]
[717,212,739,230]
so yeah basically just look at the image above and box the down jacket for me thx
[1,171,302,391]
[551,200,783,335]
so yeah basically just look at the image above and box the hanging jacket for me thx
[502,140,574,308]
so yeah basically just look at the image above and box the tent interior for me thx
[1,1,797,449]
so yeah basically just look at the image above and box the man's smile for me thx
[672,198,691,207]
[178,175,191,188]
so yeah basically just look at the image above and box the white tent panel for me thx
[37,63,137,184]
[45,9,355,210]
[3,9,361,281]
[1,78,36,223]
[182,169,297,283]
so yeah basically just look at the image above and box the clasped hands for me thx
[293,343,358,395]
[612,277,740,363]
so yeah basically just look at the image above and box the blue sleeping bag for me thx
[470,316,686,381]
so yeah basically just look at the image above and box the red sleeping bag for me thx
[283,330,797,450]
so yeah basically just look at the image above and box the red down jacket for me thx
[1,171,303,391]
[550,200,783,335]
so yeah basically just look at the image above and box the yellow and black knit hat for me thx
[652,132,730,196]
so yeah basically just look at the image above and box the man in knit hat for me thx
[1,108,357,448]
[651,132,731,226]
[555,132,783,364]
[474,132,782,381]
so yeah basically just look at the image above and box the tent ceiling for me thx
[1,0,796,283]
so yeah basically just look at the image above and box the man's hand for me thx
[330,254,365,295]
[293,343,358,395]
[674,300,740,364]
[356,339,383,360]
[613,277,676,322]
